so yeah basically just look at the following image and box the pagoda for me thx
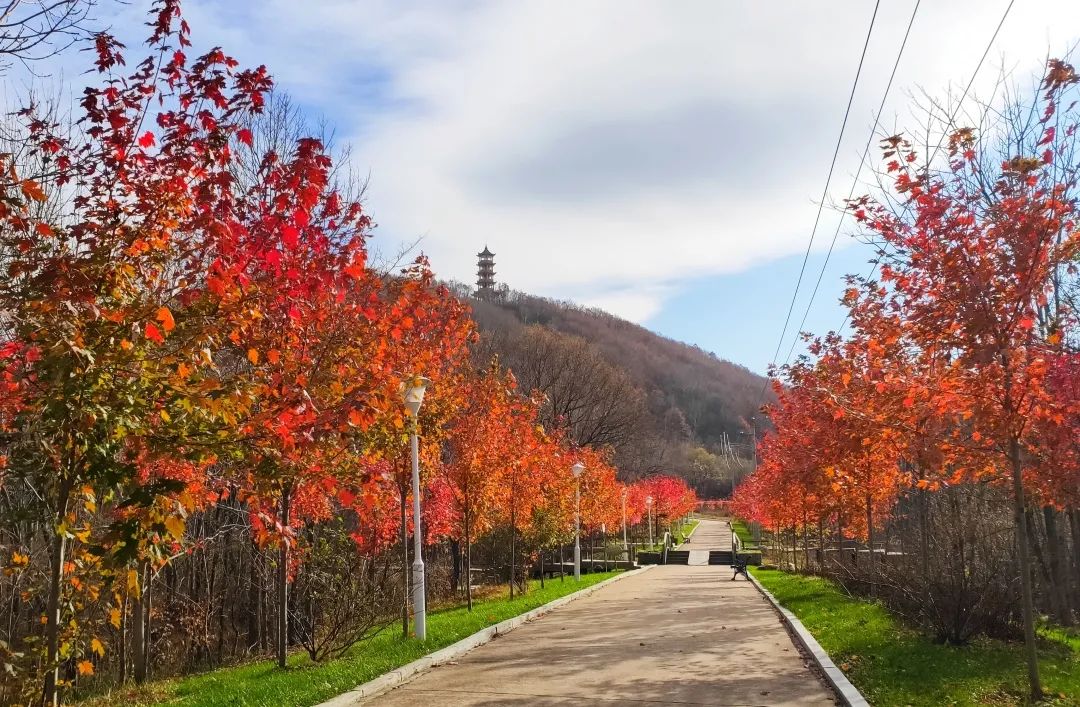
[475,246,496,298]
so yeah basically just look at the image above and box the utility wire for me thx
[756,0,881,404]
[837,0,1016,333]
[781,0,922,368]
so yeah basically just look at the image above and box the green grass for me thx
[751,568,1080,706]
[83,571,623,707]
[675,518,699,544]
[731,518,756,549]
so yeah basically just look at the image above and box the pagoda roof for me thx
[477,246,494,257]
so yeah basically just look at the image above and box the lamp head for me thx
[571,461,585,478]
[646,495,653,506]
[401,375,431,417]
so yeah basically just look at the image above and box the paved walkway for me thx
[680,516,731,565]
[364,520,836,706]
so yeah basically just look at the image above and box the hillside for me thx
[457,286,773,497]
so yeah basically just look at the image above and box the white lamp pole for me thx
[646,495,654,548]
[572,462,584,580]
[621,488,629,560]
[403,376,430,641]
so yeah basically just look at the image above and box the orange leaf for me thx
[21,179,46,202]
[34,222,54,237]
[247,348,259,365]
[156,306,175,332]
[77,660,94,676]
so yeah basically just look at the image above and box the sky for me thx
[21,0,1080,375]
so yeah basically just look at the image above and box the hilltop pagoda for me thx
[475,246,497,298]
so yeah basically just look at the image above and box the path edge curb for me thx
[747,571,869,707]
[317,565,655,707]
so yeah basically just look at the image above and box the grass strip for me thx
[751,567,1080,706]
[83,571,623,707]
[731,518,756,549]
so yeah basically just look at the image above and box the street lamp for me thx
[621,487,629,561]
[572,461,585,580]
[402,375,430,640]
[646,495,654,549]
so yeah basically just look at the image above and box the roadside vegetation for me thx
[81,571,624,707]
[752,568,1080,706]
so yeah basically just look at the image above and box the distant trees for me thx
[493,325,647,450]
[469,294,770,485]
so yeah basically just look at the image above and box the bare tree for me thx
[0,0,98,73]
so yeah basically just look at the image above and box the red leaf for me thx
[138,131,155,148]
[237,128,253,146]
[282,224,299,248]
[145,322,164,344]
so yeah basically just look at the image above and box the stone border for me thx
[746,571,869,707]
[317,566,654,707]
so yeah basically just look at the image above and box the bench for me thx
[731,555,749,581]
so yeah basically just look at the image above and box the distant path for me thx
[363,520,835,706]
[680,517,730,565]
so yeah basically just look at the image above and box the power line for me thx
[781,0,922,368]
[756,0,882,403]
[837,0,1016,334]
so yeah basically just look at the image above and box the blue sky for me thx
[23,0,1080,375]
[645,240,877,376]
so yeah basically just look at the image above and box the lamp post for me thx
[646,495,654,549]
[402,375,430,640]
[621,487,629,561]
[572,462,584,580]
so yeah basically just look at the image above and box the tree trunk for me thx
[539,550,545,589]
[464,507,473,611]
[248,545,260,652]
[133,561,150,683]
[42,481,70,706]
[919,485,931,579]
[1070,509,1080,613]
[1009,435,1042,700]
[509,504,516,600]
[399,481,409,636]
[817,518,825,573]
[559,544,564,582]
[450,539,461,594]
[837,516,845,569]
[119,589,128,684]
[276,486,292,669]
[803,510,810,571]
[866,494,875,595]
[1044,506,1073,626]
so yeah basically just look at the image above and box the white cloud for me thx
[30,1,1080,323]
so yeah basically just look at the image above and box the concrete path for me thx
[365,520,836,706]
[682,517,731,565]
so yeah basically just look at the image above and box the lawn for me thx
[731,518,756,549]
[751,568,1080,706]
[81,571,624,707]
[675,517,699,544]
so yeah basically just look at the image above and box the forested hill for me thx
[453,285,773,496]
